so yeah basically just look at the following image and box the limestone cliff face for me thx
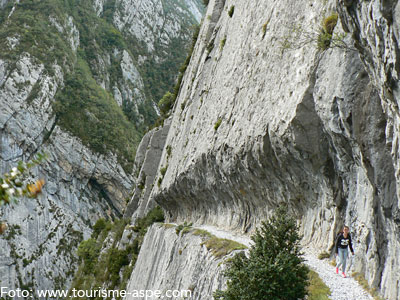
[0,0,203,293]
[112,0,203,51]
[337,2,400,297]
[109,0,205,104]
[125,224,230,300]
[126,0,400,298]
[0,52,133,291]
[124,118,171,222]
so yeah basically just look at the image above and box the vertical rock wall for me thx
[124,119,171,222]
[125,0,399,298]
[125,224,230,300]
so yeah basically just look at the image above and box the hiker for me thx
[335,225,354,278]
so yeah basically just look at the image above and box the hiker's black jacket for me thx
[335,233,354,254]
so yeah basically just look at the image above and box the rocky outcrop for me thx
[124,119,171,222]
[125,0,399,298]
[125,224,232,300]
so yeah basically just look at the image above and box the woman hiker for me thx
[335,225,354,278]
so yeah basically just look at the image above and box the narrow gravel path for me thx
[193,224,374,300]
[303,251,373,300]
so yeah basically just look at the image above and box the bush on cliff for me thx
[71,207,165,297]
[317,13,338,50]
[214,206,309,300]
[77,238,101,274]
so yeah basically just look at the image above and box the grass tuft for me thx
[317,13,338,50]
[202,236,247,258]
[192,229,213,238]
[175,222,192,235]
[220,36,227,51]
[323,13,338,35]
[228,6,234,17]
[318,251,330,260]
[352,272,385,300]
[262,21,269,39]
[307,269,331,300]
[214,118,222,131]
[329,258,337,267]
[163,223,176,229]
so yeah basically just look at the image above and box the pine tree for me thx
[214,206,309,300]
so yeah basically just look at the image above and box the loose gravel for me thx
[303,251,373,300]
[195,224,374,300]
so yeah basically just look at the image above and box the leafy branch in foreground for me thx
[0,153,47,234]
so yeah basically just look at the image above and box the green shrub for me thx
[113,218,130,242]
[317,13,338,50]
[77,238,101,274]
[214,118,222,131]
[228,6,235,17]
[157,165,168,187]
[203,0,209,6]
[175,221,192,235]
[160,165,168,176]
[317,32,333,50]
[0,0,74,70]
[71,208,164,294]
[23,258,30,267]
[133,206,165,234]
[152,24,201,127]
[214,206,309,300]
[137,174,146,190]
[166,145,172,158]
[107,248,129,286]
[158,92,175,117]
[92,218,110,239]
[262,21,269,39]
[54,57,140,172]
[279,12,346,52]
